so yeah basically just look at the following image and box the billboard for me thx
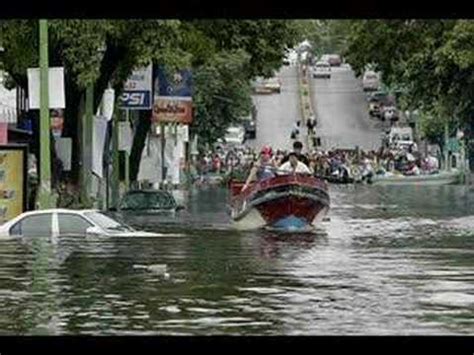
[0,145,27,224]
[27,67,66,109]
[118,64,153,110]
[152,66,193,124]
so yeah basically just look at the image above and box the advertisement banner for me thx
[0,145,27,224]
[118,64,152,110]
[152,66,193,124]
[27,67,65,109]
[0,123,8,144]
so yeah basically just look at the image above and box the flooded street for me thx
[0,185,472,335]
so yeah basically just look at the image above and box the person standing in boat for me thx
[241,146,276,191]
[278,152,312,175]
[281,141,310,166]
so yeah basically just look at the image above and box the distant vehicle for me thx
[242,105,257,139]
[328,54,342,67]
[367,91,392,118]
[252,77,282,94]
[312,61,331,79]
[383,105,399,123]
[362,71,380,91]
[116,190,184,214]
[388,127,414,150]
[368,101,382,118]
[367,90,389,103]
[320,54,331,62]
[0,209,159,238]
[222,126,246,146]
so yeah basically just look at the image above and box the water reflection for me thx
[0,184,472,334]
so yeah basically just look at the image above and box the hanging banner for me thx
[118,64,152,110]
[92,116,108,178]
[118,121,133,153]
[152,66,193,124]
[27,67,65,109]
[55,138,72,172]
[0,145,27,224]
[97,88,115,121]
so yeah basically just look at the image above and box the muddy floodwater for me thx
[0,185,473,335]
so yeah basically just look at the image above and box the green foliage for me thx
[292,20,353,57]
[192,20,299,79]
[343,19,473,142]
[192,49,252,146]
[1,19,299,184]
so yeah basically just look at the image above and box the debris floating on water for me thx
[133,264,169,278]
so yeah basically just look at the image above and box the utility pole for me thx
[81,83,93,206]
[37,19,53,209]
[124,109,130,190]
[110,109,120,208]
[444,120,450,172]
[161,122,166,189]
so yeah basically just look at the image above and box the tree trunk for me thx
[130,110,152,182]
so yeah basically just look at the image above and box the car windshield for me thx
[120,191,177,210]
[316,63,329,68]
[366,74,378,80]
[84,212,134,232]
[265,78,279,84]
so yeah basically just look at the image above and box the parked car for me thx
[115,190,184,214]
[367,90,389,103]
[383,105,399,123]
[362,71,380,91]
[368,101,382,118]
[388,127,414,150]
[241,105,257,139]
[312,61,331,79]
[0,209,159,238]
[328,54,342,67]
[320,54,331,62]
[367,90,390,117]
[222,126,246,146]
[252,77,282,94]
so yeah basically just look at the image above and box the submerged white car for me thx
[0,209,160,239]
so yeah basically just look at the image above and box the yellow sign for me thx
[0,148,25,224]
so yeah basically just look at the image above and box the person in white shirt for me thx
[278,152,312,174]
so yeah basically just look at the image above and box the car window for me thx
[120,192,148,210]
[10,214,52,237]
[58,213,93,235]
[84,212,133,233]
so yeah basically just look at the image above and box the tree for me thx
[343,20,474,146]
[0,20,187,192]
[1,20,300,189]
[129,20,300,181]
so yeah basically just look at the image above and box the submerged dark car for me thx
[116,190,184,214]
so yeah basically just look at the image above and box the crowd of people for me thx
[190,138,441,187]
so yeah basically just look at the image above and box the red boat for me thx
[229,174,330,230]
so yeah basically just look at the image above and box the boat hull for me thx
[230,175,330,230]
[371,170,460,186]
